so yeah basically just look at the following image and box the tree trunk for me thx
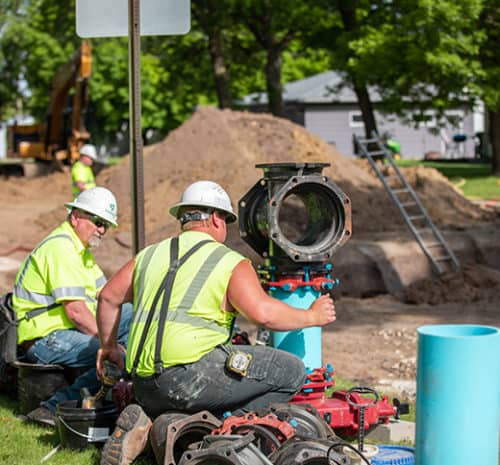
[352,80,378,138]
[192,0,232,109]
[266,48,285,117]
[338,1,378,139]
[208,30,232,109]
[489,108,500,175]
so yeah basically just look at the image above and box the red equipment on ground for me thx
[290,366,397,437]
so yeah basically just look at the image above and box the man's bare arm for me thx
[96,258,134,374]
[63,300,99,336]
[227,261,335,331]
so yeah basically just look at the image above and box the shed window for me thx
[349,111,364,128]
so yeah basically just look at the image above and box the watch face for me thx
[232,353,249,370]
[227,352,252,376]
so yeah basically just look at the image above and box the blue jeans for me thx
[133,344,306,419]
[24,304,133,412]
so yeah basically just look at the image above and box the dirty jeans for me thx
[24,304,133,412]
[133,344,306,419]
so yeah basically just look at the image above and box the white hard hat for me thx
[79,144,98,161]
[169,180,237,223]
[65,187,118,226]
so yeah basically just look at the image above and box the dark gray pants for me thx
[133,345,306,418]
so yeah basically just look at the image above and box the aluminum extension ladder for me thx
[354,132,460,275]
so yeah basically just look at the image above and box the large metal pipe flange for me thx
[149,411,222,465]
[268,403,336,440]
[150,412,189,465]
[269,437,351,465]
[178,433,273,465]
[239,162,351,264]
[212,411,295,456]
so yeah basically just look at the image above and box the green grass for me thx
[0,394,152,465]
[395,159,500,199]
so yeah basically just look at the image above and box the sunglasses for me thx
[81,212,111,230]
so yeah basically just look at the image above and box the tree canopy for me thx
[0,0,498,169]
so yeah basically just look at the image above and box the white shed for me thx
[239,71,483,160]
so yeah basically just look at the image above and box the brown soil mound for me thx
[99,107,494,239]
[403,263,500,305]
[29,107,495,239]
[2,106,497,281]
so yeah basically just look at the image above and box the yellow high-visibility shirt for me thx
[13,221,105,344]
[127,231,247,377]
[71,160,96,197]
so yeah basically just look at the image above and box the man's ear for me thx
[212,211,225,227]
[69,210,79,226]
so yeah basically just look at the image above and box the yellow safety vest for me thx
[13,221,106,344]
[71,160,96,197]
[127,231,246,377]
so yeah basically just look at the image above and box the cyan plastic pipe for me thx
[270,287,322,369]
[416,324,500,465]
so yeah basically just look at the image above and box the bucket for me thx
[16,363,68,414]
[343,444,379,464]
[56,400,118,450]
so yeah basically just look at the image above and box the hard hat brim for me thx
[169,202,237,224]
[65,201,118,227]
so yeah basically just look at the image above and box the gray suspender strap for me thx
[153,243,233,372]
[23,302,60,321]
[130,237,214,376]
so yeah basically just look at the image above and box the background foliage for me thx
[0,0,498,171]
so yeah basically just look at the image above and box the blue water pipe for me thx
[269,286,322,370]
[415,324,500,465]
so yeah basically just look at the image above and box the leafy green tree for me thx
[235,0,329,117]
[478,0,500,174]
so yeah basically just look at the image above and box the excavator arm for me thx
[6,41,92,166]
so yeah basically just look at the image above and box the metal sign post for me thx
[128,0,145,253]
[76,0,190,254]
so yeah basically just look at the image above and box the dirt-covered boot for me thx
[100,404,152,465]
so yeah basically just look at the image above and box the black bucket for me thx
[56,400,118,450]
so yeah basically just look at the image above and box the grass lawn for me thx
[395,160,500,200]
[0,377,414,464]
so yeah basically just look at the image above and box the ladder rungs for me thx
[415,228,432,233]
[363,132,460,273]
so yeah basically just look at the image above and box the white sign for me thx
[76,0,190,38]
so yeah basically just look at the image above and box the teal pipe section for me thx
[270,287,322,369]
[415,324,500,465]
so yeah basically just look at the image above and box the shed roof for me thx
[239,70,383,105]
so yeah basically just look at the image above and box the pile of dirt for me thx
[29,107,495,240]
[98,107,495,239]
[403,263,500,305]
[2,106,498,288]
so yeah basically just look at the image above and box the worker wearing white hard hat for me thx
[71,144,98,198]
[12,187,131,427]
[169,180,238,224]
[97,180,336,465]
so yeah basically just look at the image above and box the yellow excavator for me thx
[1,41,92,176]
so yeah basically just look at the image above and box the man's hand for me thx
[309,294,336,326]
[97,346,124,379]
